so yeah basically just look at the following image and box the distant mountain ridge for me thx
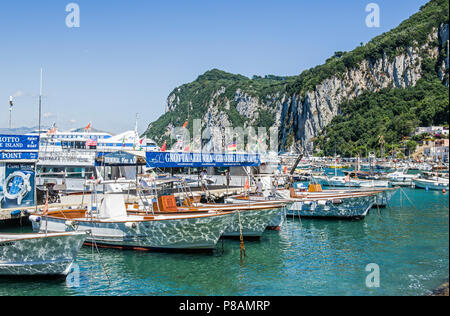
[144,0,449,153]
[0,126,45,135]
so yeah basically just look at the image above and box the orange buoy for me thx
[443,189,446,194]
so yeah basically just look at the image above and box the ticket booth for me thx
[0,135,39,209]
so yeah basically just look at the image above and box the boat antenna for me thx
[35,68,43,215]
[38,68,43,143]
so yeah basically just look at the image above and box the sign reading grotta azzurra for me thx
[146,152,261,168]
[0,135,39,151]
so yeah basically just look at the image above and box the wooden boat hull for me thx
[285,195,375,219]
[0,232,86,276]
[221,199,287,231]
[414,179,449,191]
[31,213,233,251]
[223,208,282,238]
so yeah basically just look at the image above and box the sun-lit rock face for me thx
[146,21,449,152]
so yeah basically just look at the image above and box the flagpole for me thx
[35,68,43,216]
[38,68,43,144]
[9,96,12,129]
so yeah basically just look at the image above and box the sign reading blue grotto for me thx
[146,152,261,168]
[0,135,39,150]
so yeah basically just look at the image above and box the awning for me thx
[146,152,261,168]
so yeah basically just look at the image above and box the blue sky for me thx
[0,0,429,134]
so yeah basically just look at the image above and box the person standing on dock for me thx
[201,169,208,192]
[256,178,263,196]
[226,170,231,188]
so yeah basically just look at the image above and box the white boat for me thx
[387,169,418,186]
[27,127,159,194]
[30,191,234,251]
[313,176,390,188]
[284,195,375,219]
[130,200,287,238]
[0,232,86,276]
[413,178,449,191]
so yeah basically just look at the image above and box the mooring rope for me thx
[399,187,419,211]
[88,230,112,286]
[237,211,246,261]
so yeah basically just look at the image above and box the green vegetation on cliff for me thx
[145,0,449,152]
[314,73,449,157]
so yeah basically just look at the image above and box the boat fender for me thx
[10,210,22,217]
[125,222,138,230]
[318,200,327,206]
[332,199,343,205]
[29,215,41,223]
[65,221,78,229]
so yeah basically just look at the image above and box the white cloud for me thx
[13,90,24,97]
[43,112,55,118]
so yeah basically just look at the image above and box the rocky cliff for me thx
[145,0,449,152]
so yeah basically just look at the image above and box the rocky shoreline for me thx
[430,280,449,296]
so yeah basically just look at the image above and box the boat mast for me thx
[38,68,43,148]
[35,68,43,216]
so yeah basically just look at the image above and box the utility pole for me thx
[9,96,13,129]
[38,68,43,142]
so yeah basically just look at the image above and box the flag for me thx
[9,96,13,108]
[227,142,237,152]
[122,137,126,148]
[85,122,91,131]
[184,144,191,152]
[47,123,57,135]
[47,127,57,135]
[244,179,250,190]
[43,194,49,216]
[161,141,167,152]
[183,120,189,129]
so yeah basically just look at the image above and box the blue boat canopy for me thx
[146,152,261,168]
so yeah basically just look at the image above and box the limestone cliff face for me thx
[286,24,449,151]
[147,11,449,151]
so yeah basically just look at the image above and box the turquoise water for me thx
[0,188,448,296]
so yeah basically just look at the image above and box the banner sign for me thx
[0,163,36,209]
[0,135,39,151]
[96,151,141,166]
[0,152,39,161]
[146,152,261,168]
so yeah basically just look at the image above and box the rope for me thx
[88,230,112,286]
[375,195,382,220]
[237,211,246,261]
[399,187,419,211]
[283,206,289,235]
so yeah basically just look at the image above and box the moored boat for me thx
[128,198,288,238]
[413,178,449,191]
[387,169,418,186]
[30,192,234,252]
[0,231,86,277]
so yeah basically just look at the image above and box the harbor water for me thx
[0,188,448,296]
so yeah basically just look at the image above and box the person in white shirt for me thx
[201,169,208,192]
[256,179,263,196]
